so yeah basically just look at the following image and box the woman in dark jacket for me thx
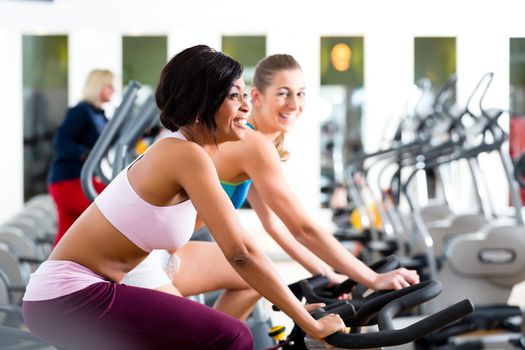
[48,69,115,246]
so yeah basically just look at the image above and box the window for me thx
[222,35,266,85]
[23,35,68,200]
[414,37,456,93]
[122,35,167,90]
[320,36,364,208]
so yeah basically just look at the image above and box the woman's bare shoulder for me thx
[152,137,208,160]
[139,137,214,179]
[242,129,280,158]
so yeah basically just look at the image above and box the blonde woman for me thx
[48,69,115,246]
[198,54,419,290]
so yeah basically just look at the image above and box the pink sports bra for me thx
[95,132,197,252]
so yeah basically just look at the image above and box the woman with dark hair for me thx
[22,45,345,350]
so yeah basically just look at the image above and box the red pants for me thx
[49,177,106,247]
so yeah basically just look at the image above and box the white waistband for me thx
[23,260,109,301]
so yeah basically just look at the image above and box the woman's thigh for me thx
[24,282,252,350]
[101,284,253,349]
[172,241,250,296]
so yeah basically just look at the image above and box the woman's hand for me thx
[324,271,352,300]
[326,271,348,286]
[305,302,325,312]
[308,313,347,340]
[371,268,419,291]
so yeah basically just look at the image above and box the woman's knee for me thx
[229,321,253,350]
[211,317,252,350]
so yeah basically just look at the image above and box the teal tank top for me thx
[219,122,255,209]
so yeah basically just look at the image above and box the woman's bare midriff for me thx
[48,204,149,283]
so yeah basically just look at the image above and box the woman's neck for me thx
[91,98,103,109]
[178,125,218,156]
[248,112,281,142]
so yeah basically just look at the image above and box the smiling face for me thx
[214,77,250,143]
[251,69,305,134]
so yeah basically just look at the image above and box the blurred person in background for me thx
[48,69,115,247]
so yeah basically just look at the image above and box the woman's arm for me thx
[174,144,344,339]
[248,185,345,284]
[55,104,91,159]
[242,135,418,290]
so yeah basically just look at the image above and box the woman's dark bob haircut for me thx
[156,45,243,132]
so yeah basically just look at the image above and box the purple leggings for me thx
[22,282,253,350]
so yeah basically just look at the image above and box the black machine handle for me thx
[314,279,474,350]
[311,300,357,324]
[279,279,473,349]
[299,279,340,305]
[349,255,400,298]
[300,268,444,329]
[350,280,442,327]
[290,256,401,306]
[288,274,329,302]
[377,280,442,330]
[272,274,331,311]
[322,299,473,349]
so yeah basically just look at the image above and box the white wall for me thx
[69,30,122,105]
[0,29,23,221]
[1,0,525,222]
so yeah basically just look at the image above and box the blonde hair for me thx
[81,69,114,106]
[253,54,302,161]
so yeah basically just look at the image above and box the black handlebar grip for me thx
[311,301,357,324]
[299,280,340,304]
[288,274,327,300]
[351,255,400,298]
[306,275,330,289]
[323,299,474,349]
[378,280,443,330]
[351,280,441,327]
[273,275,330,311]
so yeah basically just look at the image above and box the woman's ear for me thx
[250,87,263,108]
